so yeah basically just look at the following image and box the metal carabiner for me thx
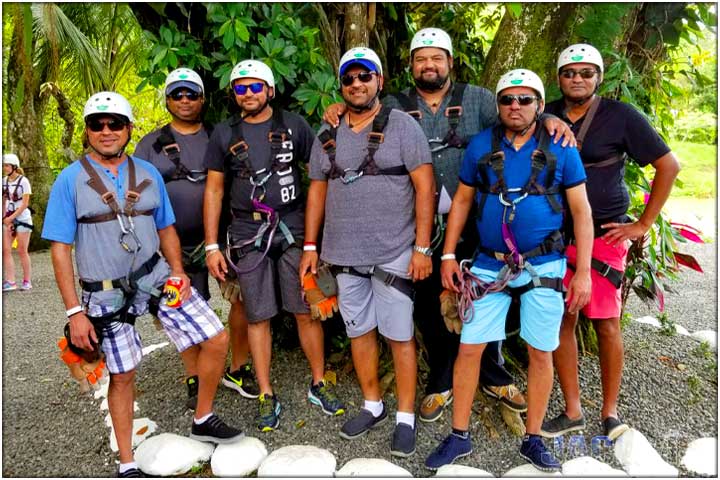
[340,168,363,184]
[249,169,273,188]
[428,138,448,153]
[250,183,267,203]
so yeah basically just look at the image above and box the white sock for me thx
[363,399,384,417]
[396,411,415,428]
[193,412,213,424]
[118,462,138,474]
[440,388,452,399]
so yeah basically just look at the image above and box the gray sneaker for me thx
[390,422,416,457]
[540,413,586,438]
[340,406,388,440]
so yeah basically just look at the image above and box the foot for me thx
[256,393,281,432]
[540,412,586,438]
[339,405,388,440]
[602,416,629,441]
[2,281,17,292]
[419,391,453,423]
[190,414,244,444]
[185,375,198,411]
[20,280,31,290]
[481,384,527,412]
[390,422,416,457]
[425,433,473,470]
[222,364,260,399]
[308,380,345,416]
[118,467,146,478]
[519,434,561,472]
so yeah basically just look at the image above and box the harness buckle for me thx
[503,252,524,273]
[268,131,287,143]
[162,143,180,155]
[599,262,613,277]
[100,191,116,205]
[229,140,249,156]
[322,138,336,151]
[407,110,423,120]
[445,106,463,118]
[367,132,385,145]
[125,190,140,203]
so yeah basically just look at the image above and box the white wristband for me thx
[205,243,220,252]
[440,253,456,261]
[303,245,317,252]
[66,305,84,318]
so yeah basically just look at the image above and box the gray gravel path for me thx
[2,242,716,477]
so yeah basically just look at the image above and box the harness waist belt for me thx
[330,265,414,299]
[79,252,161,293]
[476,230,564,262]
[568,257,623,289]
[505,276,564,298]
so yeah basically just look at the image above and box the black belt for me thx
[568,258,623,289]
[79,253,161,293]
[476,230,564,262]
[330,265,414,299]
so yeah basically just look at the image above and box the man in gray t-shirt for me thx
[300,47,435,458]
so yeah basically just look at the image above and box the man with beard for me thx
[135,68,258,411]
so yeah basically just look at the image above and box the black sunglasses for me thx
[86,118,127,132]
[169,90,201,101]
[560,68,598,79]
[340,71,377,87]
[233,82,265,95]
[498,94,538,106]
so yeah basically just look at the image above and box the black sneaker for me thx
[190,413,244,444]
[425,433,473,470]
[339,405,388,440]
[185,375,198,411]
[540,412,586,438]
[308,380,346,416]
[257,393,282,432]
[222,364,260,399]
[519,434,561,472]
[118,467,145,478]
[602,416,629,441]
[390,422,416,457]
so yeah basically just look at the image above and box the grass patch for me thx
[668,140,717,198]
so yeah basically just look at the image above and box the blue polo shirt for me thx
[459,127,586,270]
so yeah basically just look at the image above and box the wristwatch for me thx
[413,245,433,256]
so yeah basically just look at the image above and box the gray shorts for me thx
[336,248,414,341]
[233,246,308,323]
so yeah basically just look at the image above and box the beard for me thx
[414,71,449,92]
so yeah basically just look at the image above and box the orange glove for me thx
[439,289,462,335]
[58,337,105,386]
[302,272,339,321]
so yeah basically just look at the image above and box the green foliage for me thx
[691,341,713,360]
[671,114,718,145]
[657,312,677,336]
[686,373,702,404]
[669,140,717,198]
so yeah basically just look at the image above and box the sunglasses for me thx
[233,82,265,96]
[168,90,201,101]
[498,94,538,106]
[86,118,127,132]
[340,71,377,87]
[560,68,598,79]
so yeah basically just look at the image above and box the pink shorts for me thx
[563,237,630,320]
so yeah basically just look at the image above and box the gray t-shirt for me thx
[309,109,432,266]
[134,126,209,246]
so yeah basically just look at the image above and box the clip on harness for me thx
[152,124,211,184]
[329,264,414,300]
[318,105,407,184]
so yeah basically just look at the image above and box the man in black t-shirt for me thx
[541,44,680,441]
[204,60,345,433]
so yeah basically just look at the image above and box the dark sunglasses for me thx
[340,71,377,87]
[560,68,598,79]
[233,82,265,96]
[168,90,201,101]
[86,118,127,132]
[498,94,538,106]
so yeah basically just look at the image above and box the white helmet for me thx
[3,154,19,167]
[83,91,135,123]
[495,69,545,101]
[557,43,604,74]
[230,60,275,89]
[165,68,204,95]
[339,47,383,77]
[410,28,453,57]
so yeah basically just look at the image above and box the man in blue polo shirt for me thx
[43,92,242,478]
[425,69,593,472]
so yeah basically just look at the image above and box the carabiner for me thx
[428,138,448,153]
[249,169,273,188]
[250,183,267,202]
[341,168,363,184]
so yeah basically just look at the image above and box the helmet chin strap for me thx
[242,96,271,119]
[95,136,131,161]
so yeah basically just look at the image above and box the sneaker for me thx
[419,391,453,423]
[190,413,244,444]
[256,393,281,432]
[520,434,561,472]
[482,384,527,412]
[603,416,629,441]
[20,280,32,290]
[339,405,388,440]
[222,364,260,399]
[540,412,586,438]
[308,380,346,415]
[425,433,473,470]
[118,467,145,478]
[185,375,198,411]
[390,422,416,457]
[2,281,17,292]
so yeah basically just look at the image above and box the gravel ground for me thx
[2,240,716,477]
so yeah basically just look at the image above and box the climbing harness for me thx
[328,264,415,300]
[151,124,213,183]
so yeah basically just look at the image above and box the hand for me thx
[565,271,591,314]
[174,272,192,302]
[322,103,347,128]
[408,251,432,281]
[543,116,577,148]
[69,313,99,352]
[440,259,462,292]
[206,249,227,282]
[299,251,319,280]
[2,217,13,226]
[601,220,648,247]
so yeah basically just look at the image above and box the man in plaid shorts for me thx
[43,92,242,478]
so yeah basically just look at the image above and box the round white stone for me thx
[336,458,412,477]
[211,436,268,477]
[562,456,626,476]
[258,445,336,477]
[135,432,214,476]
[503,464,562,476]
[681,437,717,476]
[435,464,494,477]
[613,428,679,477]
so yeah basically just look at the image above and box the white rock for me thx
[336,458,412,477]
[634,315,661,327]
[691,330,717,351]
[211,436,268,477]
[435,463,494,477]
[141,341,169,355]
[503,463,562,476]
[614,428,678,477]
[681,437,717,476]
[674,324,690,336]
[258,445,336,477]
[562,456,626,476]
[94,379,110,399]
[109,418,157,452]
[135,432,214,476]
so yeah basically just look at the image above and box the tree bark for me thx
[343,3,370,50]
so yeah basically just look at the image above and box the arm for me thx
[407,164,435,281]
[321,103,348,129]
[157,225,191,301]
[564,183,593,313]
[203,169,228,281]
[2,194,30,226]
[299,179,328,278]
[440,182,476,292]
[602,151,681,245]
[540,113,576,148]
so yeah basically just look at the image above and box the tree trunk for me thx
[343,3,370,49]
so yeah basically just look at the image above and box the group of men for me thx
[43,26,679,476]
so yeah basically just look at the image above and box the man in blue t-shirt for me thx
[425,70,593,472]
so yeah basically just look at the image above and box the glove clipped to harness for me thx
[302,265,339,321]
[58,327,105,392]
[439,289,463,335]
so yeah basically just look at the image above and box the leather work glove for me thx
[302,272,339,321]
[220,278,243,304]
[58,337,105,391]
[440,289,463,335]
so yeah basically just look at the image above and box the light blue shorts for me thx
[460,259,566,352]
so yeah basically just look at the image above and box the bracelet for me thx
[66,305,84,318]
[206,249,221,257]
[440,253,456,261]
[303,245,317,252]
[304,241,317,246]
[205,243,220,252]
